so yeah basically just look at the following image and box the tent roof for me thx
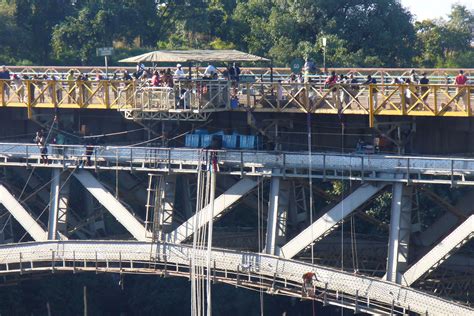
[118,49,270,63]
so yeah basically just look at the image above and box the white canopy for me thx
[118,49,270,63]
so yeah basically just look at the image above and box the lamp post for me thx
[322,37,327,74]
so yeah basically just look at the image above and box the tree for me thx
[51,1,161,64]
[414,5,473,67]
[0,2,30,64]
[10,0,75,62]
[51,5,114,64]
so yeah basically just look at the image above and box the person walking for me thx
[34,130,48,164]
[455,70,469,110]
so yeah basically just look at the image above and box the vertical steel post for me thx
[369,84,374,127]
[48,169,61,240]
[26,80,33,119]
[386,183,413,283]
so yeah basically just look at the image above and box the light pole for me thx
[322,37,327,73]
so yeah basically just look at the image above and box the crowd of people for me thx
[0,64,470,109]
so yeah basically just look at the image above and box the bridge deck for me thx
[0,143,474,185]
[1,78,473,124]
[0,240,471,316]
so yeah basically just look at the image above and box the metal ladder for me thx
[145,173,165,242]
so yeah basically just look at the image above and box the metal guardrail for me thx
[3,65,474,82]
[0,240,470,315]
[1,143,474,185]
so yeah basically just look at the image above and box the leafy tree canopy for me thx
[0,0,472,67]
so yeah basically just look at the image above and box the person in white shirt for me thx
[180,88,191,109]
[203,63,217,79]
[174,64,185,79]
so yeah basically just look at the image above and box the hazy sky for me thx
[400,0,474,21]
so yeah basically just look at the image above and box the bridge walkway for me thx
[1,78,473,124]
[1,143,474,186]
[0,240,471,316]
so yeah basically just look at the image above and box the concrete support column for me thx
[386,183,413,283]
[48,169,70,240]
[48,169,61,240]
[265,174,289,255]
[57,179,70,233]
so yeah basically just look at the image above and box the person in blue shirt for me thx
[0,65,11,99]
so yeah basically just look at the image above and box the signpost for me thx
[322,38,327,73]
[290,58,304,74]
[96,47,114,78]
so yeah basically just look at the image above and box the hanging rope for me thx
[350,215,359,272]
[191,150,216,316]
[307,112,315,265]
[339,110,345,315]
[206,151,217,316]
[307,112,317,316]
[257,177,264,316]
[191,150,204,316]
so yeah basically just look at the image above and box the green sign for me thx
[290,58,304,73]
[96,47,114,57]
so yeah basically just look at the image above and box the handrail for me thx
[1,143,474,185]
[2,65,474,76]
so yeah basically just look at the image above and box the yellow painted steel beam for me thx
[0,80,473,122]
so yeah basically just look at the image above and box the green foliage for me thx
[414,5,474,68]
[0,1,472,68]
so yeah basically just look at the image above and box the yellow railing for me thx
[1,79,473,126]
[0,79,136,112]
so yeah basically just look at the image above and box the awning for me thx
[118,49,270,63]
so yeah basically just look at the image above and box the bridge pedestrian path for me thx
[0,240,471,315]
[1,142,474,186]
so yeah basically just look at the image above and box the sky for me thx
[400,0,474,21]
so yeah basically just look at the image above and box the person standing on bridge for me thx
[66,70,76,104]
[0,66,10,100]
[303,59,316,83]
[174,64,185,79]
[419,73,430,104]
[302,272,317,298]
[34,129,48,164]
[12,74,24,103]
[204,63,218,79]
[151,70,160,87]
[409,69,419,84]
[455,70,469,109]
[363,75,377,108]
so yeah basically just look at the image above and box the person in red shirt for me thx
[455,70,468,85]
[455,70,469,108]
[151,71,160,87]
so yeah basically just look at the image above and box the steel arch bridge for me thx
[0,142,472,315]
[0,240,471,316]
